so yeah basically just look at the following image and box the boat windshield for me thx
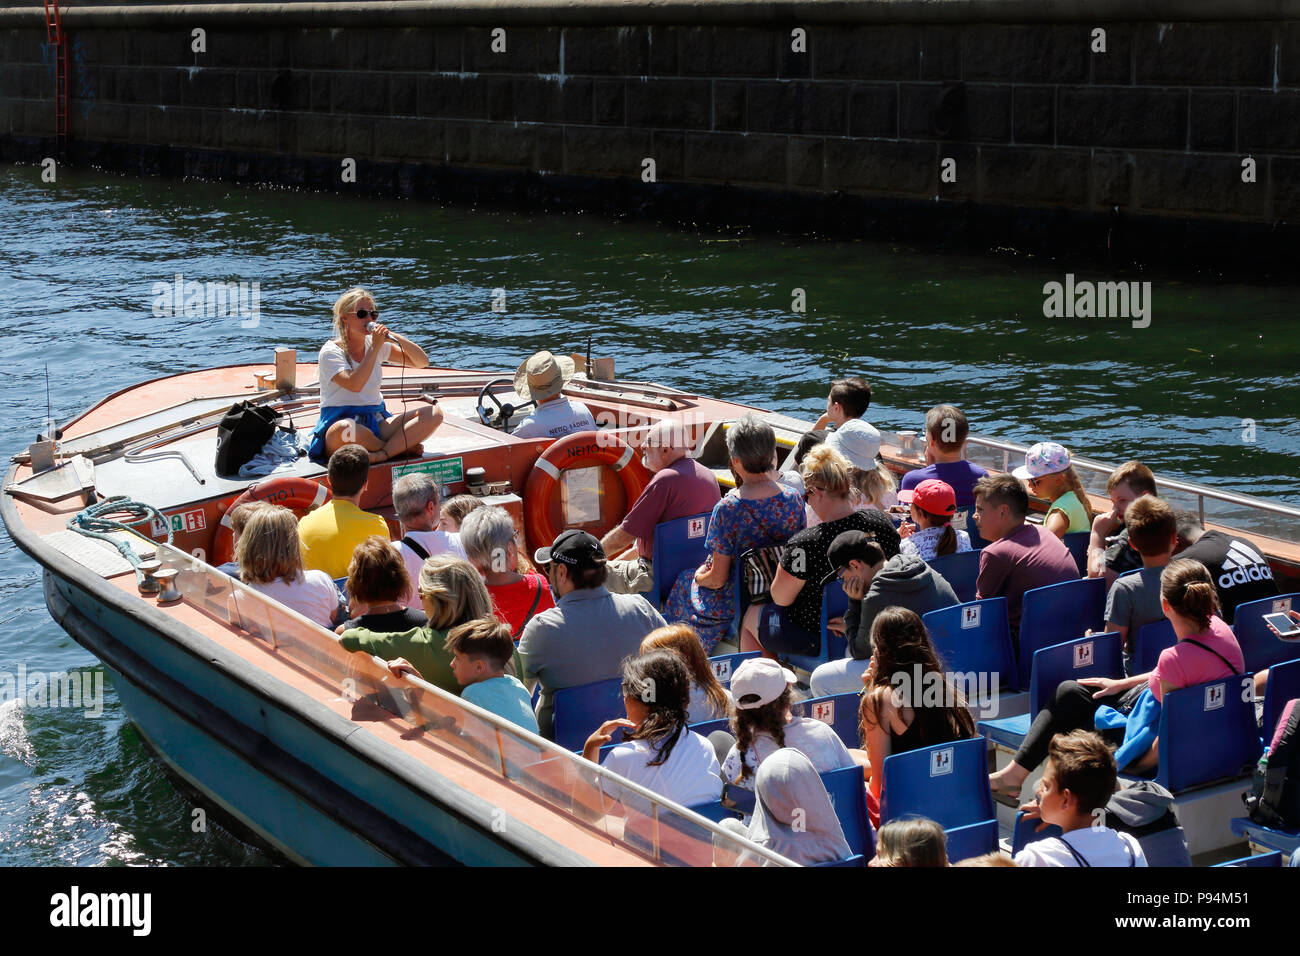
[154,542,792,867]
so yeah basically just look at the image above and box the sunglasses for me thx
[355,309,380,320]
[802,487,823,502]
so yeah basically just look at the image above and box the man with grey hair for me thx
[392,473,467,608]
[600,419,721,595]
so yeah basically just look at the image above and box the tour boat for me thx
[4,354,1298,865]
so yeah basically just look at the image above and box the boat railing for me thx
[950,433,1300,552]
[154,542,792,867]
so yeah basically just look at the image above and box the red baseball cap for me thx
[898,479,956,516]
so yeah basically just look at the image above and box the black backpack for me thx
[214,401,290,478]
[1243,697,1300,829]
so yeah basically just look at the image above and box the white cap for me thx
[731,658,798,709]
[826,419,882,469]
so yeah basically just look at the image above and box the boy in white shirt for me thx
[1014,730,1148,868]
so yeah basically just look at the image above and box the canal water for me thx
[1,164,1297,865]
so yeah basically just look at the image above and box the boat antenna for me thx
[44,363,54,441]
[585,335,593,379]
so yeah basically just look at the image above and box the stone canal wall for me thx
[3,1,1300,265]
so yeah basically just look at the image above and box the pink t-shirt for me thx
[619,457,721,560]
[975,523,1079,636]
[1149,616,1244,701]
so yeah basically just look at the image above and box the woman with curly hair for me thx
[720,658,856,791]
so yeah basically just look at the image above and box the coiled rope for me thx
[67,496,173,568]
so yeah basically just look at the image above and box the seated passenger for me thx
[1173,510,1278,625]
[640,624,733,723]
[721,658,856,791]
[298,443,391,580]
[1105,495,1177,669]
[339,554,495,695]
[445,618,538,734]
[858,608,975,816]
[1087,460,1158,585]
[336,536,427,634]
[812,377,882,469]
[716,749,853,867]
[235,505,345,629]
[581,650,721,812]
[973,473,1079,640]
[217,500,271,576]
[307,287,442,465]
[1012,441,1094,538]
[988,558,1244,799]
[869,818,949,868]
[438,494,485,533]
[1013,731,1148,867]
[601,421,722,595]
[757,444,900,656]
[900,405,989,511]
[459,505,556,640]
[897,479,971,563]
[809,533,958,697]
[518,530,666,739]
[509,350,595,440]
[663,416,805,654]
[392,474,467,608]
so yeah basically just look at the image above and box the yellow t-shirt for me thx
[298,500,391,580]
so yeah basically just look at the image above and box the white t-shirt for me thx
[722,716,855,790]
[243,570,342,629]
[1014,828,1148,867]
[511,396,596,440]
[318,338,401,409]
[601,728,722,813]
[686,682,733,724]
[395,530,467,608]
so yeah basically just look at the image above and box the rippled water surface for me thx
[1,165,1297,865]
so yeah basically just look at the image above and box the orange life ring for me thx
[210,476,331,566]
[523,431,652,553]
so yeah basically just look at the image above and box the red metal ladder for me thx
[42,0,68,154]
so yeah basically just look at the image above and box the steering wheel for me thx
[477,378,535,431]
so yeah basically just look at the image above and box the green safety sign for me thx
[392,457,464,484]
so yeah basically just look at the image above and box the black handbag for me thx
[214,401,288,477]
[739,544,786,608]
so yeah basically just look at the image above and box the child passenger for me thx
[1012,442,1094,538]
[445,618,538,734]
[870,817,949,867]
[639,625,733,723]
[897,479,971,562]
[1013,731,1148,867]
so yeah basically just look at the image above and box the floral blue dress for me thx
[664,487,806,653]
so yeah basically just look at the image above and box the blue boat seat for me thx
[687,800,740,824]
[1260,657,1300,743]
[978,631,1123,752]
[821,765,874,861]
[689,717,732,740]
[1010,810,1063,854]
[1151,675,1261,794]
[1229,817,1300,858]
[1017,577,1106,689]
[952,506,987,550]
[922,596,1016,692]
[1062,531,1090,576]
[929,549,981,605]
[1232,593,1300,672]
[553,676,626,751]
[709,650,760,686]
[816,853,866,867]
[649,511,714,612]
[879,738,998,862]
[783,580,848,673]
[800,692,862,750]
[1133,618,1176,675]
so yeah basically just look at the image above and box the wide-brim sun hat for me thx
[514,350,577,404]
[1012,441,1072,481]
[825,423,881,470]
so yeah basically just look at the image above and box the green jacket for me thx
[339,624,458,696]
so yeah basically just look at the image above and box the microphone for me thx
[366,322,378,333]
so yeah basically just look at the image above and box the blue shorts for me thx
[307,403,389,464]
[757,601,820,657]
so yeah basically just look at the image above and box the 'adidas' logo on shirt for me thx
[1219,540,1273,588]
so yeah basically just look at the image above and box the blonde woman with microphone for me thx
[307,287,443,464]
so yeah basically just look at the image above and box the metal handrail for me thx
[961,433,1300,526]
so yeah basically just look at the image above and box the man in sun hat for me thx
[509,350,596,440]
[517,528,665,739]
